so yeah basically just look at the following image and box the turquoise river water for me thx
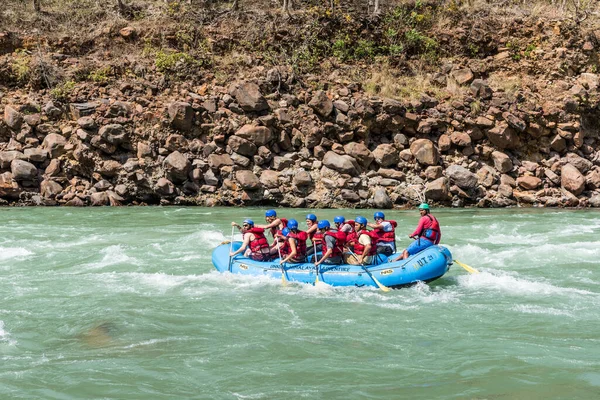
[1,207,599,399]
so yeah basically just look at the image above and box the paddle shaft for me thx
[349,250,391,292]
[227,226,235,272]
[277,239,287,284]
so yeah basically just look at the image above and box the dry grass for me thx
[362,62,466,103]
[487,72,524,102]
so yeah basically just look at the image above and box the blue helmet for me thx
[333,216,345,224]
[317,220,330,229]
[306,213,317,222]
[265,209,277,217]
[374,211,385,220]
[281,227,290,237]
[243,219,254,226]
[287,219,299,230]
[355,216,367,225]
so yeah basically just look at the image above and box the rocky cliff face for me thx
[0,2,599,208]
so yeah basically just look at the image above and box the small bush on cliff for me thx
[51,80,75,101]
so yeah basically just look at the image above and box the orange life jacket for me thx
[372,220,397,244]
[247,227,270,253]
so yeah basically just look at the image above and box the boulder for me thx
[491,151,512,173]
[260,170,280,188]
[486,123,520,149]
[503,112,527,132]
[517,175,542,190]
[167,102,193,131]
[586,169,600,190]
[469,79,493,99]
[446,165,478,189]
[163,151,191,183]
[477,165,496,187]
[450,131,471,147]
[137,142,153,158]
[410,139,439,166]
[340,189,360,203]
[561,163,585,195]
[11,159,37,181]
[293,170,312,187]
[165,134,188,152]
[0,151,25,168]
[228,135,257,157]
[90,192,109,206]
[565,153,593,174]
[233,82,269,112]
[24,148,48,163]
[4,105,23,130]
[308,90,333,117]
[40,179,62,198]
[235,124,273,146]
[155,177,175,196]
[322,151,359,176]
[99,124,128,145]
[343,142,373,168]
[373,187,392,209]
[425,177,449,201]
[98,160,122,178]
[77,116,97,130]
[372,144,399,167]
[0,172,20,198]
[451,68,474,85]
[70,102,97,119]
[235,170,261,190]
[207,154,233,169]
[42,134,67,158]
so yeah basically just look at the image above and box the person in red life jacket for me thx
[345,216,378,265]
[367,211,397,256]
[230,219,272,261]
[256,209,288,241]
[333,216,354,234]
[393,203,441,261]
[305,214,319,242]
[279,219,309,264]
[313,220,346,266]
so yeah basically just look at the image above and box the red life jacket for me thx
[353,230,378,256]
[312,231,324,246]
[372,220,397,243]
[247,227,270,253]
[324,230,346,258]
[287,230,308,258]
[269,217,288,238]
[420,215,441,244]
[345,230,358,247]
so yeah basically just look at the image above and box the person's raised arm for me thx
[256,218,281,230]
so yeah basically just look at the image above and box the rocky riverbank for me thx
[1,1,599,208]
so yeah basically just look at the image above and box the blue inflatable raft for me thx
[212,242,453,289]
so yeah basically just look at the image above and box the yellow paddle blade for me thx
[220,240,231,245]
[454,260,480,274]
[373,277,391,292]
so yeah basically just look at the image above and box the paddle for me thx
[453,259,480,274]
[227,225,235,272]
[349,250,391,292]
[277,239,288,285]
[313,241,319,285]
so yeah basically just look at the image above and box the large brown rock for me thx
[99,124,128,145]
[450,131,471,147]
[0,151,25,168]
[308,90,333,117]
[477,165,496,188]
[451,68,474,85]
[228,135,257,157]
[446,165,478,189]
[586,169,600,190]
[4,105,23,130]
[260,170,280,188]
[42,134,67,158]
[163,151,191,183]
[343,142,373,168]
[517,175,542,190]
[207,154,233,169]
[561,163,585,195]
[491,151,512,173]
[293,170,312,187]
[322,151,359,176]
[233,82,268,112]
[425,177,449,201]
[24,148,48,163]
[90,192,109,206]
[11,159,37,181]
[168,102,193,131]
[235,124,273,146]
[410,139,439,166]
[0,172,20,198]
[40,179,62,198]
[486,123,520,149]
[235,170,261,190]
[155,177,175,196]
[372,144,399,167]
[373,187,392,209]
